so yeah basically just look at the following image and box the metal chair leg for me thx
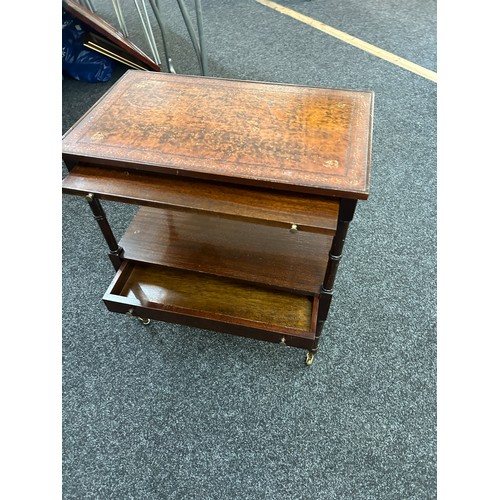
[135,0,162,65]
[78,0,96,12]
[111,0,130,37]
[194,0,207,75]
[148,0,175,72]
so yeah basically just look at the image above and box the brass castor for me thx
[127,309,151,325]
[305,351,315,366]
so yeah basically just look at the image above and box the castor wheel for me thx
[305,351,315,366]
[126,309,151,325]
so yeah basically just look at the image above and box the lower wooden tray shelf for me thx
[103,260,319,349]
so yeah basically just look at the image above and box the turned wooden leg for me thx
[314,198,358,353]
[85,193,123,271]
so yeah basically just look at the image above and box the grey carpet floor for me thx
[62,1,437,498]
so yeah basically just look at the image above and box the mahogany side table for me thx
[62,70,373,365]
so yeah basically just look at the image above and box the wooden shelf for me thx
[62,163,339,234]
[103,261,318,341]
[118,206,333,294]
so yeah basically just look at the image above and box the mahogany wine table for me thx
[62,70,373,365]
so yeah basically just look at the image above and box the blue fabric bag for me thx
[62,9,114,82]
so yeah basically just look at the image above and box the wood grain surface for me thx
[110,262,315,335]
[118,206,333,294]
[62,163,339,233]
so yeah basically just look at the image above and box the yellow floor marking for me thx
[255,0,437,83]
